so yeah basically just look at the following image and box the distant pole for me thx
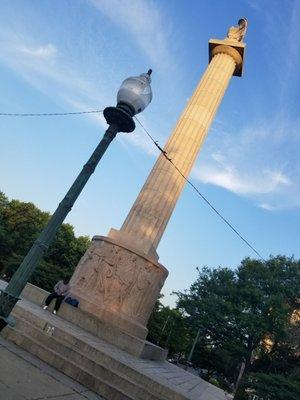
[0,70,153,332]
[187,328,201,365]
[234,351,253,398]
[158,315,170,345]
[165,322,174,348]
[235,359,246,389]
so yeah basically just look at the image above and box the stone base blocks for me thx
[1,280,227,400]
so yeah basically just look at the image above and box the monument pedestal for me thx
[70,235,168,340]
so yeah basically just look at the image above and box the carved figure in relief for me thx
[134,262,156,317]
[71,247,97,288]
[97,245,121,300]
[102,250,137,308]
[226,18,248,42]
[72,242,165,320]
[118,253,138,304]
[78,250,102,291]
[72,244,119,294]
[123,261,156,319]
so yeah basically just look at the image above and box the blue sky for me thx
[0,0,299,306]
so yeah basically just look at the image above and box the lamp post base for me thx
[0,290,18,332]
[0,318,7,331]
[0,315,15,332]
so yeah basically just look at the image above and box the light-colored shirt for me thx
[54,281,70,296]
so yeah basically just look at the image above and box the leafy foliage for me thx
[174,257,299,392]
[236,373,300,400]
[0,191,90,291]
[147,296,190,356]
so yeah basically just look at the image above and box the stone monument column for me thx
[70,20,247,340]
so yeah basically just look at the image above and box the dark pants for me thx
[45,292,65,311]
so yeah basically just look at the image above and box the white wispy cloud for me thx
[0,25,158,154]
[0,28,99,104]
[194,163,291,196]
[89,0,177,71]
[258,203,277,211]
[192,114,300,210]
[18,43,57,58]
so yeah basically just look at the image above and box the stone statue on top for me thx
[226,18,248,42]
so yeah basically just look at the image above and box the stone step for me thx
[21,283,147,357]
[21,282,167,361]
[7,308,187,400]
[8,317,161,400]
[14,307,190,400]
[4,328,134,400]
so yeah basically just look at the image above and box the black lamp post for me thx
[0,69,153,332]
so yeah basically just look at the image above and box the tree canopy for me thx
[0,191,90,291]
[147,296,190,356]
[148,255,300,397]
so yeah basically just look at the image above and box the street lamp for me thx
[104,69,152,132]
[0,69,153,331]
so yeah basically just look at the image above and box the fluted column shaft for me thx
[121,51,236,250]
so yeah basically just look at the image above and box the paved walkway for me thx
[0,336,104,400]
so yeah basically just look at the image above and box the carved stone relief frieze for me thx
[71,239,167,325]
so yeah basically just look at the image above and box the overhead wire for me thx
[134,116,266,262]
[0,110,103,117]
[0,107,266,261]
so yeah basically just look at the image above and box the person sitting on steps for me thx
[43,278,70,315]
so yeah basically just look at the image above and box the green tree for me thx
[2,198,49,256]
[175,256,300,392]
[0,192,13,272]
[236,373,300,400]
[147,297,190,356]
[0,192,90,290]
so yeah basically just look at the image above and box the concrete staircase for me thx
[0,281,227,400]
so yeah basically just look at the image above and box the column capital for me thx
[209,39,246,76]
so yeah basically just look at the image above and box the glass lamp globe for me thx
[117,69,153,116]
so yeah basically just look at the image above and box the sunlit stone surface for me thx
[71,23,246,339]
